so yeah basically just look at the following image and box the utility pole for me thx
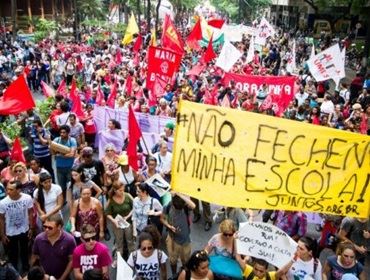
[11,0,17,42]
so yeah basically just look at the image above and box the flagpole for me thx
[140,136,151,156]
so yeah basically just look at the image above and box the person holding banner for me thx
[286,236,322,280]
[237,257,286,280]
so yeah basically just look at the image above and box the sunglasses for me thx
[141,246,153,251]
[223,233,234,237]
[82,235,97,242]
[43,225,54,230]
[14,170,23,173]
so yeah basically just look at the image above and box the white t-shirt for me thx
[287,258,322,280]
[127,249,168,280]
[154,152,172,174]
[0,193,33,236]
[33,183,63,214]
[56,112,71,127]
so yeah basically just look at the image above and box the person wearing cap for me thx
[31,214,76,280]
[33,172,63,226]
[72,224,112,280]
[79,147,105,190]
[116,153,139,198]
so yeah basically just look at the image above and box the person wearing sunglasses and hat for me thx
[116,153,139,198]
[72,224,112,280]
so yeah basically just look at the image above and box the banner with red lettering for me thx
[146,46,182,91]
[223,73,296,116]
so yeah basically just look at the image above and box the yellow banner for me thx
[171,101,370,218]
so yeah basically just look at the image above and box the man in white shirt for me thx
[295,87,309,107]
[320,94,335,115]
[0,180,34,273]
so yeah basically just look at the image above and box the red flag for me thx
[96,85,105,106]
[207,19,225,29]
[69,79,78,101]
[57,80,67,96]
[186,19,202,50]
[40,81,54,98]
[85,86,92,103]
[106,82,118,108]
[127,105,142,171]
[115,49,123,64]
[133,35,142,53]
[161,14,184,54]
[10,137,26,163]
[125,75,133,96]
[0,75,35,115]
[133,52,140,67]
[153,76,167,98]
[201,35,216,64]
[186,63,206,76]
[71,93,85,118]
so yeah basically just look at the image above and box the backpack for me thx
[132,249,163,279]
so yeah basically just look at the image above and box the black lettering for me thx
[320,172,331,199]
[176,113,189,127]
[200,115,217,146]
[245,158,266,192]
[343,141,370,170]
[177,148,196,173]
[285,168,300,195]
[306,138,331,168]
[267,165,283,191]
[212,156,225,184]
[218,120,236,147]
[301,170,324,195]
[289,135,306,166]
[187,112,203,143]
[338,174,357,201]
[323,138,347,170]
[357,173,369,202]
[254,125,277,157]
[272,130,288,163]
[224,159,236,186]
[199,154,214,180]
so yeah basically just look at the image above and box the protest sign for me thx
[171,101,370,218]
[146,46,182,91]
[215,40,242,72]
[145,173,171,197]
[223,73,296,116]
[236,222,297,268]
[306,44,345,84]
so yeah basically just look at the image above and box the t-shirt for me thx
[105,194,133,221]
[30,128,50,158]
[326,255,363,280]
[33,183,62,214]
[69,123,85,143]
[340,217,370,254]
[127,249,168,280]
[163,203,191,245]
[243,264,276,280]
[80,160,105,187]
[287,258,322,280]
[72,242,112,274]
[0,193,33,236]
[133,197,163,232]
[33,231,76,278]
[54,137,77,168]
[154,152,172,174]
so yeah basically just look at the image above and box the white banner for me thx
[236,222,297,268]
[246,36,255,64]
[222,25,257,42]
[117,252,133,279]
[215,40,243,71]
[255,18,275,45]
[306,44,345,84]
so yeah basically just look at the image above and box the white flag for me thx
[246,36,255,64]
[255,17,275,45]
[117,252,133,279]
[333,47,346,86]
[307,44,344,84]
[287,40,296,73]
[215,40,242,72]
[310,44,315,58]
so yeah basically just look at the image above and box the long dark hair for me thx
[299,236,319,258]
[37,172,52,212]
[70,166,87,194]
[186,250,209,272]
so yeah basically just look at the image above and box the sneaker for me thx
[111,260,117,268]
[193,213,201,223]
[204,222,212,231]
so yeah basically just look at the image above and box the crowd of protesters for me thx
[0,7,368,280]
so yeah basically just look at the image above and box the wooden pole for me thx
[40,0,45,19]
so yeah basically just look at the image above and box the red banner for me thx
[223,73,296,116]
[146,46,182,91]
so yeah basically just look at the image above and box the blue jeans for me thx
[56,167,71,202]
